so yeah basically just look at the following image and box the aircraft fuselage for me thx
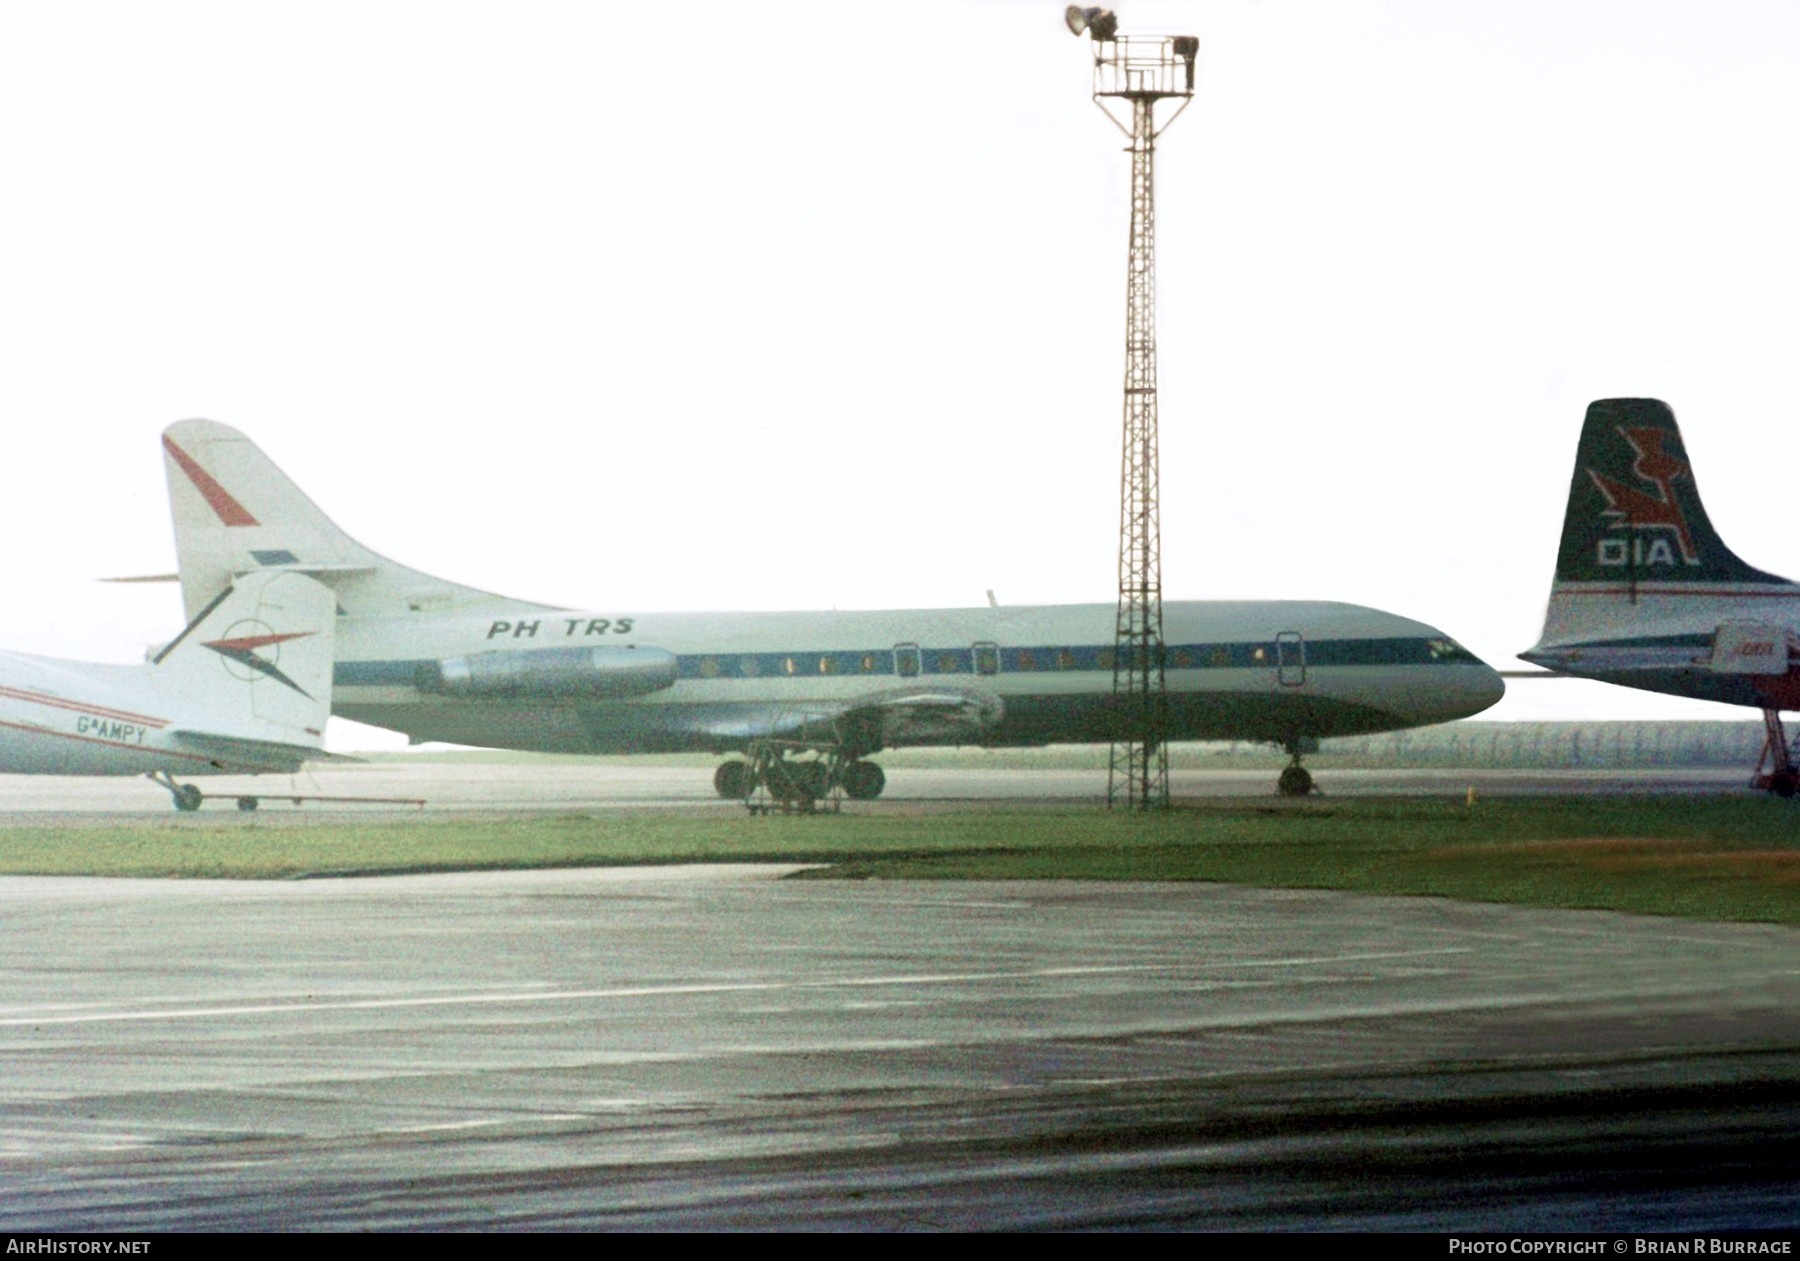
[329,598,1504,754]
[1523,583,1800,711]
[0,652,213,775]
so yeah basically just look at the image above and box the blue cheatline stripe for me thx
[1553,634,1714,651]
[332,637,1480,689]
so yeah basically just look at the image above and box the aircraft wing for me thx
[171,731,362,772]
[692,686,1005,750]
[854,687,1005,746]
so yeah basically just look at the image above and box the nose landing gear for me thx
[1277,739,1315,797]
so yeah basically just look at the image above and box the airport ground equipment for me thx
[145,769,425,812]
[1068,8,1199,809]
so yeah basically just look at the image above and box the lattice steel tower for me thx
[1067,7,1198,810]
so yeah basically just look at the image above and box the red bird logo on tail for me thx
[1584,426,1700,566]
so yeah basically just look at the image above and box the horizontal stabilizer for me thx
[253,563,377,577]
[171,731,361,771]
[1709,623,1792,676]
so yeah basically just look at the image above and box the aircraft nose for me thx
[1430,656,1506,722]
[1457,660,1507,718]
[1397,637,1507,725]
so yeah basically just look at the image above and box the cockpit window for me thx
[1427,638,1480,663]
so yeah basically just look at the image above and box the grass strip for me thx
[0,796,1796,924]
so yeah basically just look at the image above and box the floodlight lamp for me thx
[1173,34,1198,87]
[1064,6,1117,40]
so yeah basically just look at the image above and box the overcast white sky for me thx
[3,0,1798,746]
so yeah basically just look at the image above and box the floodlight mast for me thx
[1068,8,1198,811]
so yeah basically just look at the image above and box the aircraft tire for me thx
[237,797,259,812]
[713,760,752,799]
[1773,771,1799,800]
[173,784,203,812]
[1277,765,1313,797]
[843,760,885,800]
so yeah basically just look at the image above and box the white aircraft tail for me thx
[162,419,549,621]
[153,569,337,755]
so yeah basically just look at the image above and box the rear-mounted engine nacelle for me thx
[418,645,678,698]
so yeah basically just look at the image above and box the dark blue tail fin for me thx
[1553,398,1792,586]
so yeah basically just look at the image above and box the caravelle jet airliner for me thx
[157,420,1504,799]
[1523,397,1800,795]
[0,568,338,810]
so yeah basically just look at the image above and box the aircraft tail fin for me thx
[153,569,336,758]
[1549,399,1789,588]
[1529,398,1800,654]
[162,420,550,621]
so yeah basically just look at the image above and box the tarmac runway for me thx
[0,759,1755,820]
[1,858,1798,1230]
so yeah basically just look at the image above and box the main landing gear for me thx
[713,747,886,811]
[1754,707,1800,798]
[1277,739,1316,797]
[841,760,886,800]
